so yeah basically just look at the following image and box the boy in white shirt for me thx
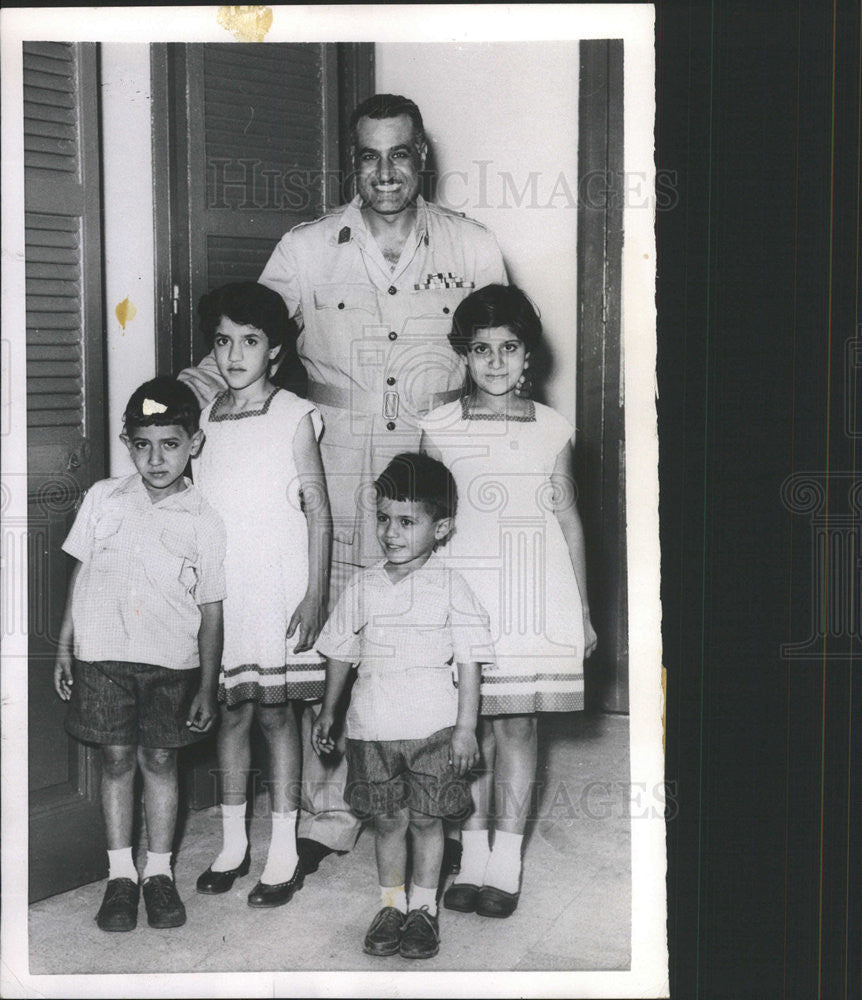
[312,452,494,959]
[54,377,226,932]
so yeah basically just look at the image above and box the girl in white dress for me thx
[420,284,597,917]
[192,283,332,908]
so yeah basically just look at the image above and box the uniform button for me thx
[443,306,450,314]
[386,376,396,386]
[388,331,398,341]
[386,421,396,431]
[338,302,345,309]
[388,286,397,295]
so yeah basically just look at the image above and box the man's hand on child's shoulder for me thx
[186,687,218,732]
[449,725,479,777]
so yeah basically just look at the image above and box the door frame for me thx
[576,39,628,713]
[150,42,374,379]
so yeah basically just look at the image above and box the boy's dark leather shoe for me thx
[142,874,187,928]
[363,906,406,956]
[442,881,480,912]
[96,877,140,932]
[247,861,304,908]
[399,906,440,959]
[196,848,251,894]
[296,837,336,874]
[476,884,519,918]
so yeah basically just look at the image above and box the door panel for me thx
[25,41,108,902]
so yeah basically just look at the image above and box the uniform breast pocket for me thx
[149,528,198,597]
[314,284,378,317]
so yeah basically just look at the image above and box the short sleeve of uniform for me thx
[194,502,227,605]
[61,481,104,563]
[315,572,365,664]
[447,569,496,665]
[259,231,303,322]
[473,225,509,290]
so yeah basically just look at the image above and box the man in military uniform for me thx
[180,93,507,872]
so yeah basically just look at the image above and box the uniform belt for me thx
[307,380,460,417]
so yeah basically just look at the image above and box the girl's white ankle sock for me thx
[260,809,299,885]
[454,828,491,885]
[212,800,248,872]
[483,830,523,894]
[380,884,407,913]
[408,884,438,916]
[107,847,137,882]
[142,851,172,880]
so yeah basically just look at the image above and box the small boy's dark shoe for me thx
[142,874,187,928]
[96,877,140,932]
[399,906,440,959]
[363,906,406,956]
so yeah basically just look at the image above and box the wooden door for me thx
[150,42,373,808]
[576,40,629,713]
[24,41,109,902]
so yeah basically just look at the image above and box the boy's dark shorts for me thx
[65,660,202,748]
[345,726,472,820]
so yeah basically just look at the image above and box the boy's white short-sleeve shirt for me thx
[316,552,495,741]
[62,474,227,671]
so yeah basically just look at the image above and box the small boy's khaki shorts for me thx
[65,659,202,748]
[345,726,472,820]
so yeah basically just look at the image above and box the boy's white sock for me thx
[260,809,299,885]
[483,830,524,894]
[408,884,438,916]
[107,847,138,882]
[142,851,172,880]
[454,828,490,885]
[212,800,248,872]
[380,884,407,913]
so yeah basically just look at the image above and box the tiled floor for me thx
[28,712,631,974]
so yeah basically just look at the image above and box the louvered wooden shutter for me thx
[23,42,104,474]
[182,43,339,359]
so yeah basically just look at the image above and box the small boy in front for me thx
[312,452,494,960]
[54,377,226,932]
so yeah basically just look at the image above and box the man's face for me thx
[353,114,426,217]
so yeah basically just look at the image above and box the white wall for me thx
[376,42,579,424]
[100,44,156,475]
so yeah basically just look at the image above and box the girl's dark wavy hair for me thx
[198,281,306,394]
[448,283,543,357]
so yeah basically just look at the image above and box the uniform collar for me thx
[336,195,430,249]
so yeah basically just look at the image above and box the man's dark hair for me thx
[198,281,299,355]
[374,452,457,522]
[124,376,200,436]
[349,93,426,149]
[448,283,543,357]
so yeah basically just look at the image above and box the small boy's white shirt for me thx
[315,551,495,741]
[62,473,227,670]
